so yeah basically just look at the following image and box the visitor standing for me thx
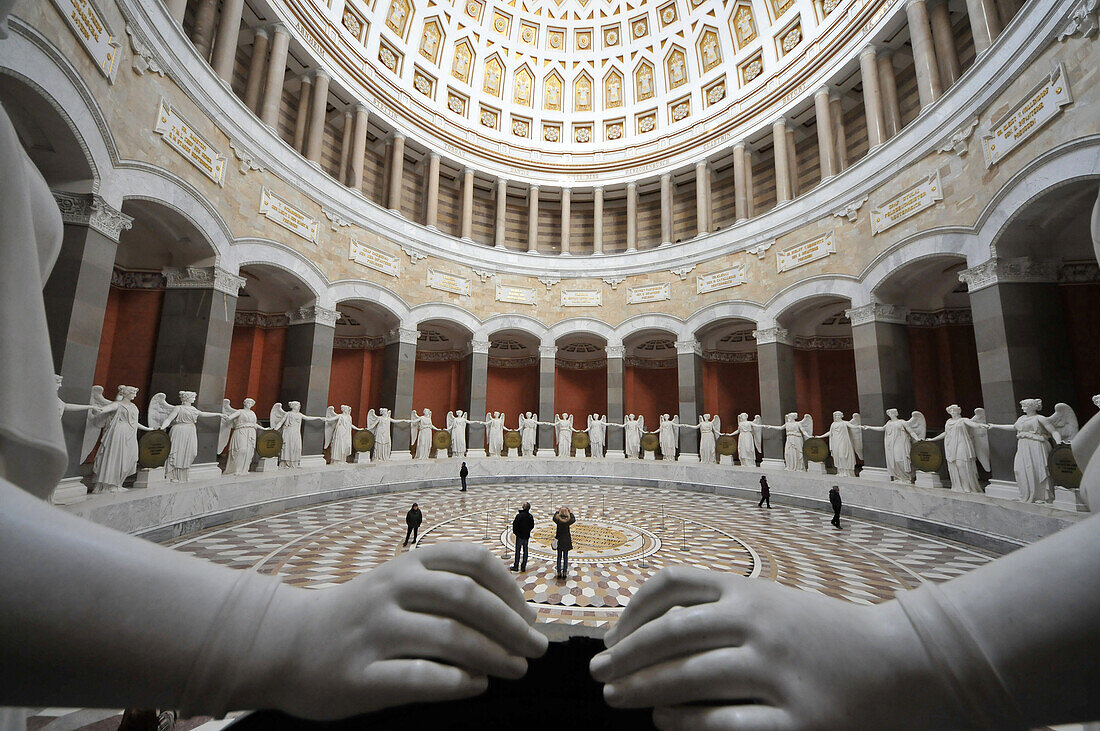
[553,506,575,580]
[511,502,534,572]
[829,486,842,529]
[403,502,423,546]
[459,461,469,492]
[758,476,771,508]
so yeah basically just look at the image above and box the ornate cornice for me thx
[124,23,166,77]
[832,196,868,223]
[907,308,974,328]
[488,355,539,368]
[52,191,134,242]
[288,305,340,328]
[333,335,385,349]
[845,303,910,327]
[1057,0,1099,41]
[163,265,245,296]
[936,116,979,157]
[702,350,759,363]
[794,336,854,350]
[602,278,625,290]
[230,140,266,174]
[556,358,608,371]
[234,311,289,329]
[958,257,1060,292]
[417,348,466,362]
[752,327,795,347]
[670,265,696,281]
[625,356,678,369]
[111,267,166,290]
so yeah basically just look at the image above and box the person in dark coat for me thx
[510,502,534,572]
[829,486,842,529]
[553,506,576,580]
[758,475,771,508]
[403,503,423,546]
[459,461,469,492]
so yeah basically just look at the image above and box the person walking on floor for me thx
[403,502,423,546]
[758,475,771,508]
[553,506,575,580]
[459,461,468,492]
[829,486,842,529]
[511,502,534,572]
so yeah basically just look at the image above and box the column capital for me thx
[660,172,672,183]
[392,131,406,142]
[860,43,881,58]
[845,303,909,326]
[561,186,571,195]
[958,257,1060,293]
[342,107,354,119]
[354,102,370,116]
[461,167,475,178]
[538,345,557,358]
[470,339,491,354]
[269,22,288,36]
[815,85,832,98]
[626,181,638,192]
[606,345,625,358]
[386,326,420,345]
[675,339,700,355]
[593,185,604,194]
[52,191,134,242]
[752,327,794,346]
[695,159,709,170]
[289,304,339,328]
[310,68,330,81]
[427,150,441,160]
[163,265,245,296]
[496,177,508,187]
[772,116,789,130]
[252,25,270,40]
[904,0,928,9]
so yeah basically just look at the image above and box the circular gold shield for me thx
[255,429,283,459]
[716,435,737,456]
[1048,444,1082,488]
[433,430,452,450]
[138,429,171,469]
[504,430,522,449]
[641,433,659,452]
[910,440,944,473]
[573,431,590,449]
[803,437,829,463]
[353,429,374,453]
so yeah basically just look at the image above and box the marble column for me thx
[676,340,703,459]
[592,187,604,255]
[930,0,961,88]
[906,0,943,110]
[243,26,269,113]
[814,88,838,179]
[493,179,507,248]
[965,0,1002,55]
[527,185,540,252]
[960,259,1074,482]
[860,45,887,149]
[537,345,556,453]
[830,92,849,172]
[606,345,625,453]
[380,327,418,455]
[167,0,188,25]
[211,0,245,83]
[878,51,902,139]
[292,73,313,153]
[660,173,673,246]
[349,105,369,189]
[733,142,750,221]
[338,109,354,186]
[743,146,755,217]
[259,24,289,129]
[695,161,709,235]
[754,327,798,465]
[280,306,338,459]
[625,182,638,251]
[425,152,440,228]
[560,188,571,255]
[846,304,915,476]
[466,340,490,450]
[304,71,330,164]
[151,266,244,469]
[785,125,800,198]
[388,133,405,213]
[772,118,792,204]
[45,192,133,476]
[191,0,218,60]
[461,168,474,240]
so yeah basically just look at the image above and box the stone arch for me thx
[861,230,974,298]
[616,313,689,343]
[233,238,331,306]
[474,314,549,343]
[545,317,619,347]
[330,279,412,324]
[684,300,765,337]
[408,302,481,336]
[764,275,869,328]
[118,172,235,265]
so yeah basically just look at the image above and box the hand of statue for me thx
[243,543,548,719]
[590,567,958,731]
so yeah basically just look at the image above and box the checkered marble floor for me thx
[167,482,997,629]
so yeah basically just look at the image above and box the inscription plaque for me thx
[697,266,746,294]
[910,440,944,473]
[427,268,472,296]
[627,282,671,304]
[353,429,375,453]
[1048,444,1082,488]
[983,64,1072,168]
[138,430,171,469]
[259,188,320,243]
[349,240,400,277]
[561,289,602,307]
[51,0,120,81]
[256,429,283,459]
[803,437,829,463]
[870,172,943,235]
[155,99,227,185]
[495,284,537,306]
[777,233,835,273]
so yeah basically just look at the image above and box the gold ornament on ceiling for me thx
[513,66,534,106]
[698,29,721,72]
[419,19,443,62]
[631,16,649,39]
[574,74,593,111]
[732,3,757,48]
[666,47,688,89]
[771,0,796,18]
[452,40,474,83]
[605,69,624,108]
[544,72,563,110]
[386,0,412,37]
[634,60,655,101]
[781,23,802,54]
[483,56,504,96]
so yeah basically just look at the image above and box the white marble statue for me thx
[587,414,607,457]
[365,408,401,462]
[271,401,323,469]
[78,384,115,466]
[54,375,97,420]
[221,398,260,476]
[410,409,436,460]
[323,405,359,465]
[731,413,762,467]
[760,412,814,471]
[148,391,223,482]
[988,399,1078,503]
[817,411,862,477]
[689,414,721,464]
[657,414,679,459]
[623,414,645,458]
[87,385,153,493]
[518,411,539,456]
[484,411,506,456]
[929,405,990,493]
[446,410,470,457]
[862,409,926,483]
[552,413,575,457]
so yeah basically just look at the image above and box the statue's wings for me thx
[713,415,721,434]
[907,411,927,441]
[799,414,814,437]
[447,411,455,430]
[79,385,112,462]
[751,414,764,451]
[849,413,863,460]
[637,415,645,432]
[409,411,420,445]
[366,408,379,432]
[217,399,235,454]
[566,413,574,429]
[147,392,173,430]
[971,408,990,471]
[672,415,680,439]
[269,403,286,430]
[1048,403,1079,443]
[324,406,337,448]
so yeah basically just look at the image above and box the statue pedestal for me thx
[984,479,1019,501]
[679,453,700,463]
[859,466,891,483]
[353,452,371,464]
[807,462,827,475]
[255,457,279,472]
[915,471,944,489]
[390,452,412,461]
[644,451,656,461]
[605,451,625,459]
[301,455,326,468]
[132,467,166,488]
[719,454,735,466]
[760,458,785,471]
[508,447,519,457]
[1053,487,1089,513]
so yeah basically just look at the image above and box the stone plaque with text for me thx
[155,99,227,185]
[776,233,835,273]
[983,64,1072,168]
[428,268,472,296]
[495,284,537,306]
[627,282,671,304]
[870,172,943,235]
[561,289,602,307]
[1048,444,1082,488]
[911,440,944,473]
[259,188,320,243]
[803,437,829,463]
[138,430,171,469]
[349,240,400,277]
[697,265,747,294]
[51,0,120,81]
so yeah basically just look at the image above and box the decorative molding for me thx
[752,327,794,346]
[538,345,558,358]
[488,355,539,368]
[1060,261,1100,282]
[111,267,166,290]
[937,116,979,156]
[702,350,758,363]
[537,276,561,290]
[322,206,352,230]
[602,277,625,290]
[52,191,134,242]
[845,303,910,327]
[287,305,340,328]
[401,246,428,265]
[416,348,467,362]
[625,356,678,369]
[163,265,245,296]
[674,339,700,355]
[555,357,608,370]
[230,140,265,174]
[1057,0,1099,41]
[832,195,868,222]
[333,335,386,349]
[471,268,496,283]
[746,240,774,259]
[125,24,165,77]
[387,327,421,345]
[958,257,1060,292]
[670,264,696,280]
[470,338,492,354]
[234,311,289,329]
[794,335,853,350]
[907,308,973,328]
[605,345,626,358]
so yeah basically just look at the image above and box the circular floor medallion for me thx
[502,519,661,564]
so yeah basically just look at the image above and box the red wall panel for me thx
[623,366,678,425]
[794,348,858,430]
[555,366,607,420]
[487,365,539,421]
[412,359,466,424]
[225,325,286,417]
[907,325,983,431]
[1061,283,1100,419]
[702,360,761,426]
[93,287,163,412]
[327,348,384,425]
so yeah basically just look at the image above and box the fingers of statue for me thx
[602,647,773,708]
[391,612,530,679]
[604,566,725,646]
[360,659,488,709]
[591,604,747,682]
[653,705,794,731]
[417,543,538,625]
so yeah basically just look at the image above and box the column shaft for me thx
[592,188,604,254]
[381,333,417,453]
[964,0,1002,54]
[878,52,902,138]
[860,46,887,149]
[930,0,962,87]
[773,119,792,204]
[625,183,637,250]
[814,89,837,179]
[494,179,507,248]
[756,337,798,463]
[191,0,218,60]
[461,169,474,240]
[211,0,245,82]
[849,314,915,471]
[660,174,673,245]
[304,72,330,164]
[906,0,944,109]
[349,106,369,188]
[388,135,406,212]
[676,345,704,456]
[560,188,571,255]
[744,147,755,217]
[785,126,799,198]
[338,110,353,186]
[259,25,289,129]
[466,347,489,450]
[695,162,708,235]
[292,74,312,152]
[243,27,269,113]
[527,186,539,252]
[280,320,336,457]
[830,95,849,172]
[425,153,441,227]
[606,351,624,452]
[538,351,556,452]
